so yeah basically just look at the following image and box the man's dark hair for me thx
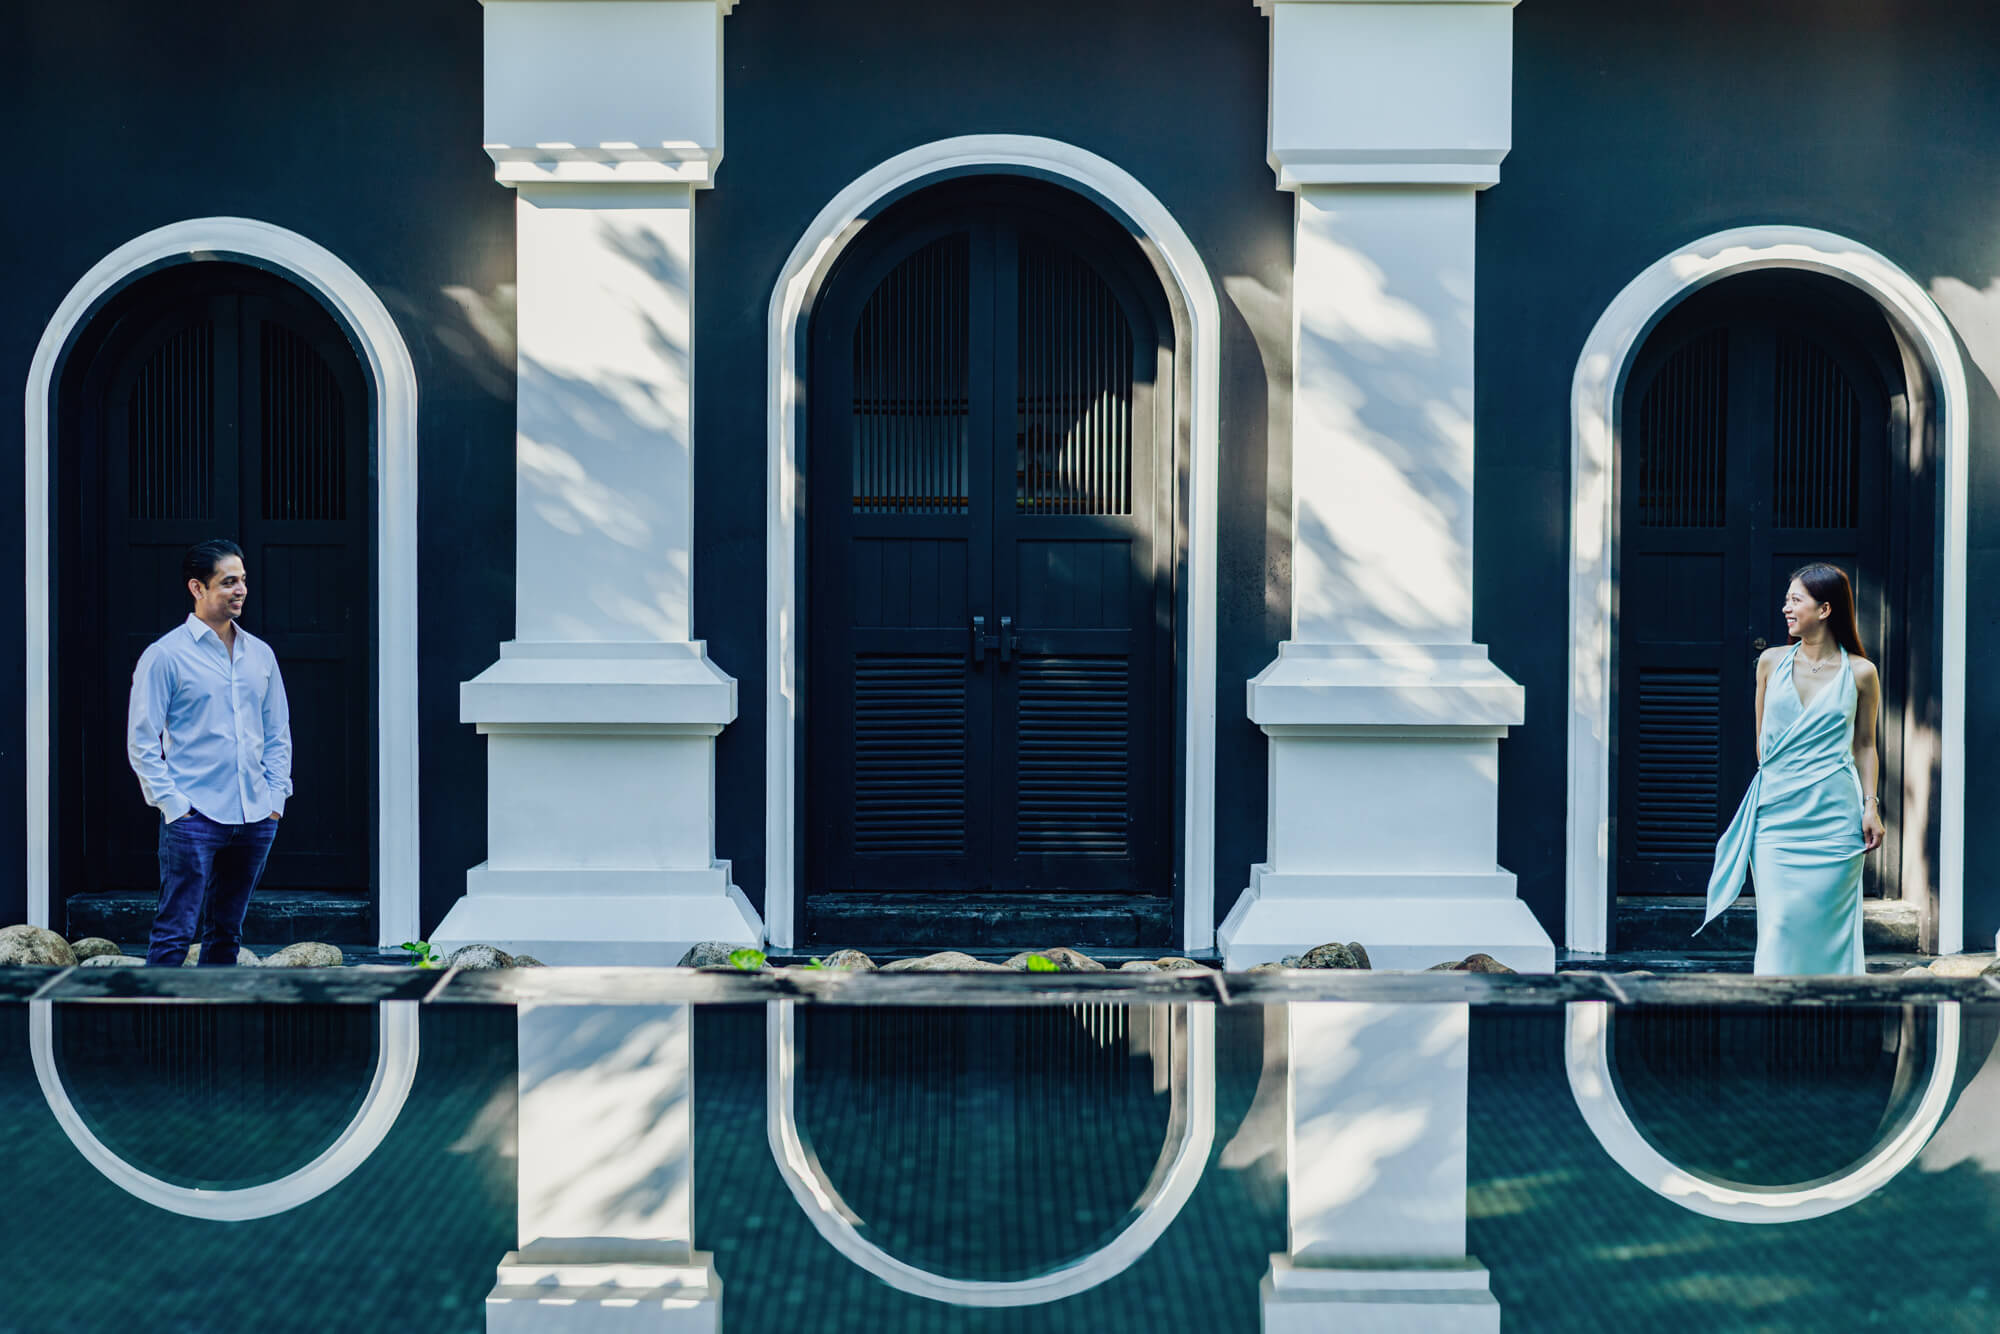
[183,539,245,589]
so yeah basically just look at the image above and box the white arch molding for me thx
[766,1000,1215,1305]
[1565,1000,1961,1222]
[1566,226,1969,955]
[24,217,421,948]
[765,135,1223,952]
[30,999,420,1221]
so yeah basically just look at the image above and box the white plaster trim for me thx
[24,218,422,949]
[30,999,420,1221]
[766,1001,1214,1304]
[1564,1000,1960,1222]
[764,135,1222,952]
[1566,226,1969,955]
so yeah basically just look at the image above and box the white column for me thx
[434,0,760,963]
[1220,0,1553,970]
[1263,1003,1499,1333]
[487,1005,720,1331]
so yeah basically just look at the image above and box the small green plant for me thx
[1024,953,1059,973]
[399,940,445,969]
[729,947,769,971]
[801,956,826,970]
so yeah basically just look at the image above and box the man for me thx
[126,539,292,966]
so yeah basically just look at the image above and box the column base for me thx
[486,1254,719,1332]
[1261,1257,1499,1334]
[438,640,762,965]
[431,868,762,965]
[1220,864,1554,972]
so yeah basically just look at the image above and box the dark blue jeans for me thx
[147,811,280,966]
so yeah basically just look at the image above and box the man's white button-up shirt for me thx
[126,614,293,825]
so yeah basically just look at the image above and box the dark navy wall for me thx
[1481,0,2000,943]
[4,0,516,933]
[13,0,1994,950]
[697,0,1293,925]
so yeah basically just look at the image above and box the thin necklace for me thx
[1798,643,1840,674]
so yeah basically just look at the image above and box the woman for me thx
[1701,563,1885,975]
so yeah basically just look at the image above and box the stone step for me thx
[1613,896,1921,954]
[804,892,1174,951]
[63,890,374,947]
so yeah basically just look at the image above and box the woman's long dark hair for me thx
[1790,562,1868,660]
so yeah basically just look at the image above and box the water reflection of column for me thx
[1265,1003,1498,1332]
[488,1005,719,1332]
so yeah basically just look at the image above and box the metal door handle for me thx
[969,616,1012,666]
[1752,636,1768,656]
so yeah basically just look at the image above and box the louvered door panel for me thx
[990,222,1164,896]
[1618,318,1750,895]
[1017,236,1133,516]
[127,322,216,521]
[809,223,989,894]
[260,321,348,521]
[1636,328,1727,529]
[1632,670,1722,860]
[852,235,970,515]
[91,304,242,891]
[853,656,969,856]
[1772,331,1861,530]
[239,292,371,890]
[1015,656,1129,857]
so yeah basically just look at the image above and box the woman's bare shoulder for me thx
[1851,656,1881,687]
[1757,645,1790,671]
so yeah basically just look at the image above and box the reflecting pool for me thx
[2,982,1996,1332]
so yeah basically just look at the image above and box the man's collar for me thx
[183,614,245,645]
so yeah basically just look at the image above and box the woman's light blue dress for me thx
[1701,643,1866,975]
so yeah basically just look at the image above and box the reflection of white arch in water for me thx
[766,1002,1215,1306]
[30,1000,420,1221]
[1565,1000,1961,1223]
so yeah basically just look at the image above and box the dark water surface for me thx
[1,993,1995,1333]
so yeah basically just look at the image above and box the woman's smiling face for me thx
[1782,578,1826,638]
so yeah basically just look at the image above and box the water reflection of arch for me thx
[1565,1000,1960,1222]
[766,1001,1215,1306]
[30,1000,419,1221]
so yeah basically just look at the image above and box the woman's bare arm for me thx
[1853,660,1884,851]
[1753,650,1776,760]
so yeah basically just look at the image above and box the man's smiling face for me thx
[191,555,247,623]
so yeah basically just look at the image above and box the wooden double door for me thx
[806,188,1174,907]
[1616,273,1905,899]
[61,263,372,902]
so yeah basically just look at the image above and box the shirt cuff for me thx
[266,794,286,819]
[158,793,192,823]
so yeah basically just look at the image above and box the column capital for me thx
[1259,0,1517,189]
[482,0,734,188]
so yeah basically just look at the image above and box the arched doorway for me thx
[802,179,1178,948]
[53,261,375,937]
[1613,270,1919,917]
